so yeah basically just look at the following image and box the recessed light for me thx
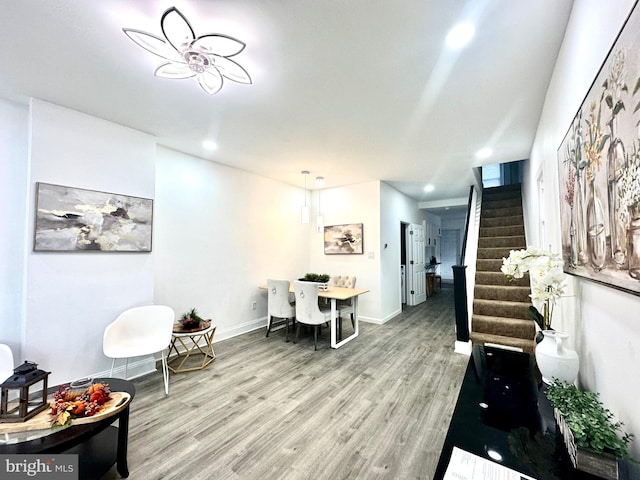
[476,147,492,159]
[423,184,435,192]
[202,140,218,151]
[445,22,475,49]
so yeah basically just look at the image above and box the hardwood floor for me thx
[112,285,469,480]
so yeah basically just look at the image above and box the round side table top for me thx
[172,320,214,336]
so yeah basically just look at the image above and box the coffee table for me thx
[0,377,134,479]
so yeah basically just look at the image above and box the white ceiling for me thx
[0,0,573,203]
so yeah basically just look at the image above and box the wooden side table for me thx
[167,321,216,373]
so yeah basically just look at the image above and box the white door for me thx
[407,223,426,305]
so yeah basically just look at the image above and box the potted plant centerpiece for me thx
[502,247,579,383]
[300,273,331,291]
[546,379,633,480]
[179,307,204,330]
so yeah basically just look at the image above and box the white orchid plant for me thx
[501,247,567,330]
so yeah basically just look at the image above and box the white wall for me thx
[0,99,28,364]
[525,0,640,461]
[24,99,156,386]
[2,100,314,385]
[380,182,429,321]
[154,147,309,340]
[309,181,382,321]
[3,98,427,388]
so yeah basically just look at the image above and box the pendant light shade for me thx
[316,176,324,232]
[301,171,310,224]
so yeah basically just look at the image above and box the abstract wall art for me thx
[34,182,153,252]
[324,223,363,255]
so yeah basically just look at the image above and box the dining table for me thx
[261,283,369,348]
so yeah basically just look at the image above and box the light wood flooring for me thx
[110,285,469,480]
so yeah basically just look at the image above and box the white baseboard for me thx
[214,317,266,342]
[93,356,158,381]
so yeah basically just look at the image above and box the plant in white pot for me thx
[502,247,579,383]
[300,273,331,291]
[546,379,633,480]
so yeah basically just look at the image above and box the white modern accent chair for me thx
[0,343,14,384]
[332,275,357,337]
[294,281,331,351]
[266,279,296,341]
[103,305,175,395]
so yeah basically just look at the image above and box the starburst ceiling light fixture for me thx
[123,6,252,95]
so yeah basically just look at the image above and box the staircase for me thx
[470,184,536,353]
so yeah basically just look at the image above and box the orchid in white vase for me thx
[501,247,567,331]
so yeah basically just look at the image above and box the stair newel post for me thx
[452,265,469,342]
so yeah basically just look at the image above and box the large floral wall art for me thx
[558,2,640,295]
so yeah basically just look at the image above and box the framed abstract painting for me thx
[324,223,363,255]
[34,182,153,252]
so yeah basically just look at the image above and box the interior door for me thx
[407,223,426,305]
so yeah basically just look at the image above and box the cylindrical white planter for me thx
[535,330,579,384]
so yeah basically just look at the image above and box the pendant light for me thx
[316,176,324,232]
[301,171,310,224]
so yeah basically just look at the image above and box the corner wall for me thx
[153,147,310,340]
[25,99,156,386]
[0,99,28,363]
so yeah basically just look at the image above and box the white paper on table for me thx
[443,446,537,480]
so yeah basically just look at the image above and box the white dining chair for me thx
[0,343,14,384]
[266,279,296,341]
[103,305,175,395]
[294,281,331,351]
[332,275,357,335]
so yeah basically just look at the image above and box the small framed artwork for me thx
[324,223,363,255]
[34,182,153,252]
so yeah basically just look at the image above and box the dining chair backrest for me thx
[267,279,295,319]
[0,343,14,384]
[294,281,329,326]
[332,275,356,289]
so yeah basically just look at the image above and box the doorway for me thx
[440,229,460,283]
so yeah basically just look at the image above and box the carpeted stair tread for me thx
[480,215,524,228]
[475,271,530,287]
[472,314,536,338]
[479,225,525,238]
[473,298,532,319]
[482,197,522,210]
[469,332,536,354]
[474,284,531,302]
[476,259,505,272]
[478,235,526,248]
[481,206,527,218]
[477,246,517,259]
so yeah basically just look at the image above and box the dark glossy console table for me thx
[0,377,135,479]
[434,346,628,480]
